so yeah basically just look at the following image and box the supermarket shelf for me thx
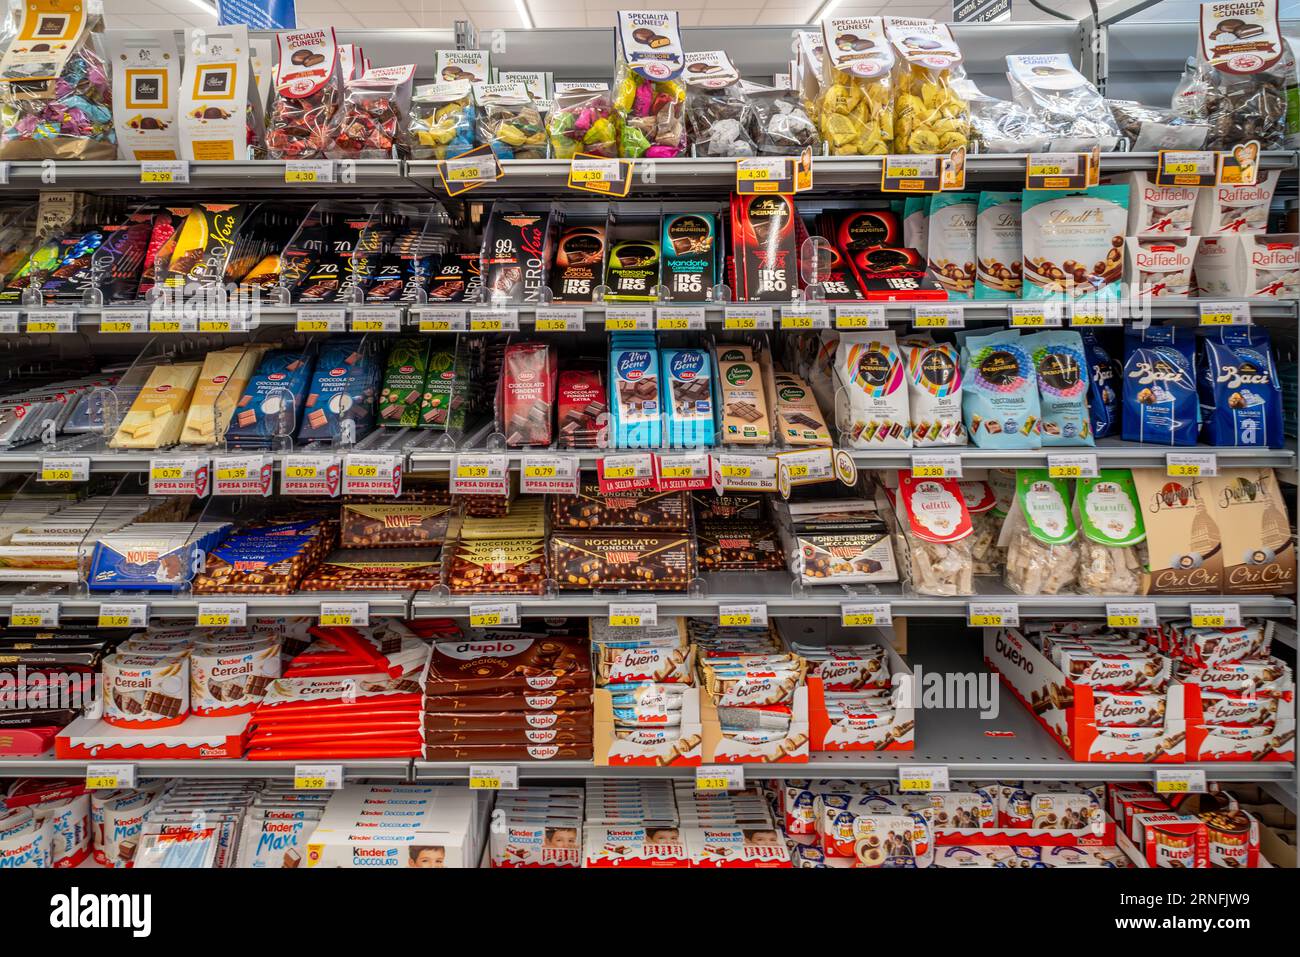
[0,585,413,620]
[0,756,412,780]
[0,160,412,195]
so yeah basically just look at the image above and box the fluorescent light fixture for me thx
[514,0,534,29]
[188,0,219,15]
[809,0,844,21]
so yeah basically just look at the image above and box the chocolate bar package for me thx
[609,342,662,448]
[696,521,785,571]
[420,348,464,430]
[498,341,556,447]
[847,246,944,300]
[424,710,593,731]
[299,548,443,590]
[550,532,696,591]
[192,519,335,595]
[730,193,797,301]
[662,347,716,447]
[36,230,105,300]
[297,338,380,443]
[820,208,902,252]
[292,210,370,303]
[661,212,717,301]
[426,250,481,302]
[693,492,766,521]
[225,349,314,448]
[812,244,865,301]
[446,538,548,595]
[340,499,452,548]
[379,337,431,428]
[481,205,561,303]
[605,236,660,302]
[551,484,689,530]
[425,634,590,695]
[160,204,246,289]
[556,367,608,449]
[552,224,606,303]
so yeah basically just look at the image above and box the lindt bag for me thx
[1123,326,1198,446]
[1074,470,1146,596]
[889,472,974,596]
[266,28,341,160]
[1130,468,1222,594]
[974,191,1022,299]
[1024,329,1092,446]
[0,0,114,159]
[899,333,964,446]
[1196,325,1283,448]
[104,30,180,160]
[179,25,262,161]
[926,192,976,299]
[836,331,912,449]
[960,329,1041,449]
[1206,468,1295,596]
[1021,185,1128,300]
[613,10,687,158]
[999,469,1079,596]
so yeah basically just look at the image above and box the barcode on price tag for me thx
[294,765,344,791]
[842,602,891,627]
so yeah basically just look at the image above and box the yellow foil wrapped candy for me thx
[884,18,970,155]
[819,17,895,156]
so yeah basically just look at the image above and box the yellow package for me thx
[111,362,202,449]
[885,18,969,155]
[818,17,894,156]
[181,346,267,445]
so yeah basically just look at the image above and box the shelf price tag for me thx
[148,456,209,497]
[294,764,344,791]
[99,309,149,334]
[98,603,148,629]
[735,157,792,194]
[967,602,1018,628]
[197,602,247,628]
[776,448,835,489]
[911,453,962,479]
[1166,453,1216,478]
[696,765,744,792]
[281,454,341,497]
[834,304,886,330]
[608,603,657,628]
[604,306,654,331]
[350,308,401,333]
[285,160,334,183]
[1047,454,1098,479]
[1155,769,1207,795]
[712,454,777,493]
[0,309,18,333]
[598,452,656,494]
[39,456,90,483]
[1198,301,1250,326]
[656,452,711,491]
[722,305,773,330]
[568,155,632,196]
[342,453,403,497]
[414,306,468,333]
[26,310,75,334]
[655,305,706,330]
[195,309,248,333]
[10,602,59,628]
[521,455,579,495]
[1025,152,1090,190]
[1105,602,1157,629]
[469,308,520,332]
[85,763,136,791]
[469,603,520,628]
[718,603,767,628]
[469,764,519,790]
[1069,301,1122,327]
[1008,302,1061,328]
[140,160,190,184]
[780,304,829,330]
[148,309,189,333]
[841,602,892,627]
[1189,603,1241,628]
[533,306,585,332]
[898,765,949,793]
[913,305,963,329]
[296,308,347,333]
[1155,150,1218,188]
[320,601,369,627]
[213,454,273,497]
[450,454,509,496]
[882,154,941,193]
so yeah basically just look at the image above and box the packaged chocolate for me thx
[266,28,341,160]
[613,11,687,158]
[903,196,928,252]
[159,204,246,290]
[104,31,181,160]
[297,338,379,443]
[926,192,976,299]
[178,26,261,161]
[226,349,314,448]
[1005,53,1121,150]
[190,638,280,717]
[730,193,798,301]
[1241,232,1298,298]
[550,532,696,591]
[1125,172,1197,236]
[300,548,442,591]
[1123,326,1198,446]
[771,371,832,446]
[818,16,894,156]
[427,250,480,302]
[888,473,974,596]
[661,213,717,301]
[45,215,152,303]
[436,49,490,85]
[1126,235,1197,298]
[837,331,911,449]
[961,480,1004,576]
[1075,471,1146,597]
[718,351,770,445]
[781,497,898,585]
[109,362,201,448]
[409,79,476,160]
[750,85,819,155]
[693,493,766,521]
[331,64,415,160]
[609,343,662,448]
[605,237,660,302]
[498,341,556,447]
[1081,330,1120,439]
[192,519,335,595]
[847,244,942,299]
[974,191,1022,299]
[1021,185,1128,300]
[1188,0,1288,150]
[475,82,547,160]
[424,635,590,696]
[1130,468,1223,595]
[696,521,786,571]
[885,17,969,154]
[556,367,608,449]
[552,224,606,303]
[181,345,266,445]
[445,538,547,595]
[1191,171,1279,235]
[1206,468,1295,595]
[1000,470,1080,596]
[481,205,560,304]
[899,334,963,446]
[548,82,617,159]
[1024,329,1092,446]
[684,51,757,157]
[1196,325,1283,447]
[961,328,1042,449]
[340,497,451,548]
[550,484,689,530]
[102,653,190,729]
[662,348,715,447]
[379,337,431,428]
[419,348,462,430]
[1192,233,1244,296]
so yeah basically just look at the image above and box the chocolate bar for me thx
[421,744,594,761]
[339,500,452,548]
[556,367,608,450]
[696,521,786,571]
[422,690,594,712]
[481,206,560,304]
[499,342,556,447]
[550,484,688,530]
[299,548,443,590]
[424,635,591,695]
[551,224,605,303]
[423,709,593,731]
[549,532,696,591]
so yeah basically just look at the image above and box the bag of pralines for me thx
[1074,470,1146,596]
[998,469,1079,596]
[886,472,974,596]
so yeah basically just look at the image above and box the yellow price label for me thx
[141,170,173,183]
[1168,464,1201,477]
[969,614,1003,627]
[470,319,502,332]
[151,466,183,480]
[457,465,489,478]
[150,320,182,332]
[736,168,770,181]
[608,614,642,627]
[535,318,570,332]
[199,613,230,627]
[1155,779,1189,794]
[605,317,640,331]
[720,464,752,478]
[656,317,690,330]
[27,320,58,333]
[899,778,932,791]
[603,465,636,479]
[695,777,730,791]
[724,316,756,330]
[469,612,501,627]
[842,613,877,626]
[216,467,247,481]
[297,319,330,332]
[98,614,131,628]
[1028,164,1063,177]
[469,776,502,789]
[294,776,328,790]
[319,613,353,626]
[570,168,610,183]
[1108,615,1141,628]
[786,464,809,478]
[447,165,485,182]
[1200,312,1234,325]
[100,320,135,334]
[912,466,947,478]
[1049,465,1082,478]
[660,465,693,479]
[198,319,232,332]
[85,775,120,790]
[719,614,752,627]
[285,465,317,479]
[524,465,556,478]
[10,614,43,627]
[286,169,318,183]
[353,319,386,332]
[41,469,75,481]
[1192,614,1226,628]
[915,315,948,328]
[886,165,920,178]
[1011,314,1046,327]
[781,315,814,329]
[347,464,378,477]
[1165,162,1198,175]
[1071,314,1105,326]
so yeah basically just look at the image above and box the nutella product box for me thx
[730,193,798,301]
[105,31,182,161]
[178,25,261,161]
[435,49,489,85]
[481,206,561,304]
[1205,468,1295,596]
[552,224,606,303]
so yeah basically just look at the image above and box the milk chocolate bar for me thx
[424,635,591,695]
[550,483,688,530]
[422,726,590,745]
[550,532,696,591]
[422,743,593,761]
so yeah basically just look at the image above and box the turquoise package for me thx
[1020,185,1128,301]
[226,348,315,448]
[297,338,380,443]
[660,212,716,302]
[609,336,662,448]
[961,329,1041,449]
[662,347,715,448]
[1196,325,1283,448]
[1080,330,1119,439]
[1122,326,1198,446]
[1023,330,1092,446]
[973,191,1022,300]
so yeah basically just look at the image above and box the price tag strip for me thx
[881,154,941,193]
[450,454,510,496]
[1025,151,1092,190]
[722,306,773,331]
[0,309,18,333]
[841,602,892,627]
[834,304,886,330]
[285,160,335,184]
[320,601,369,627]
[212,454,274,497]
[533,307,586,333]
[568,154,633,197]
[414,306,468,333]
[1166,453,1217,478]
[140,160,190,184]
[718,603,767,628]
[148,456,210,497]
[608,603,657,627]
[695,765,744,791]
[1047,454,1098,479]
[26,310,76,334]
[294,764,344,791]
[967,602,1019,628]
[520,455,580,495]
[469,764,519,790]
[39,456,90,483]
[98,603,149,629]
[735,157,793,194]
[1105,602,1157,629]
[1069,301,1122,328]
[342,453,403,497]
[197,602,248,628]
[469,603,520,628]
[281,454,341,497]
[655,305,706,331]
[776,447,835,489]
[1155,768,1207,795]
[437,145,503,196]
[86,763,136,791]
[1008,302,1061,328]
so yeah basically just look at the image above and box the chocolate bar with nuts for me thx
[696,521,786,571]
[424,634,591,695]
[550,483,688,530]
[549,532,696,591]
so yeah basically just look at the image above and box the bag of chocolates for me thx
[888,472,974,596]
[885,17,969,154]
[1196,325,1283,448]
[999,469,1079,596]
[1130,468,1222,594]
[1021,185,1127,301]
[1123,326,1198,446]
[178,26,262,161]
[974,191,1022,300]
[684,51,757,157]
[104,30,180,161]
[926,192,976,299]
[266,28,342,160]
[749,85,819,155]
[960,329,1042,449]
[1005,53,1121,151]
[1074,470,1146,597]
[548,82,617,159]
[961,480,1003,576]
[837,331,911,449]
[1080,330,1120,439]
[475,82,547,160]
[1024,329,1092,447]
[1184,0,1288,149]
[408,80,475,160]
[899,333,963,446]
[818,16,893,156]
[613,10,687,158]
[330,64,414,160]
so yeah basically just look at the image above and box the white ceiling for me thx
[99,0,1300,32]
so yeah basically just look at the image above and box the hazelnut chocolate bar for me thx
[446,538,547,595]
[692,493,766,522]
[299,548,443,591]
[422,743,594,761]
[424,635,591,695]
[339,501,452,548]
[422,726,590,745]
[696,521,786,571]
[550,483,689,530]
[549,532,696,591]
[191,519,335,594]
[422,689,594,712]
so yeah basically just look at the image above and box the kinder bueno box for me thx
[594,686,703,767]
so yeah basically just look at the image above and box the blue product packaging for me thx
[1122,326,1198,446]
[1080,330,1120,439]
[297,338,379,443]
[661,348,715,448]
[88,524,231,592]
[1023,330,1093,446]
[961,329,1042,449]
[660,212,717,302]
[1196,325,1283,448]
[226,349,314,448]
[610,343,662,448]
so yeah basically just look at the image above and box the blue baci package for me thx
[661,348,715,448]
[1196,325,1283,448]
[1122,326,1198,446]
[297,338,380,443]
[1023,330,1092,446]
[961,329,1041,449]
[1080,330,1120,439]
[610,342,662,448]
[226,349,314,448]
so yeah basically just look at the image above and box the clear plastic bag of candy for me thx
[613,10,687,158]
[818,17,893,156]
[683,51,757,157]
[330,65,415,160]
[1107,98,1208,151]
[749,85,819,155]
[548,82,618,159]
[885,18,970,155]
[475,82,547,160]
[265,29,343,160]
[1006,54,1121,151]
[0,1,115,159]
[408,80,475,160]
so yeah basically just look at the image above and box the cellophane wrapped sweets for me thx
[613,10,687,158]
[408,80,475,159]
[1000,469,1079,596]
[0,2,115,159]
[889,472,975,596]
[1075,470,1147,597]
[475,82,547,160]
[330,65,415,160]
[818,17,893,156]
[885,18,969,155]
[265,28,342,160]
[683,51,757,157]
[548,82,618,159]
[961,479,1003,577]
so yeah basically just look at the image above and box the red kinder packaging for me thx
[499,341,556,447]
[729,193,798,302]
[557,367,608,450]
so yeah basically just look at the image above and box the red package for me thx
[729,193,798,302]
[499,341,556,447]
[266,28,343,160]
[556,367,608,450]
